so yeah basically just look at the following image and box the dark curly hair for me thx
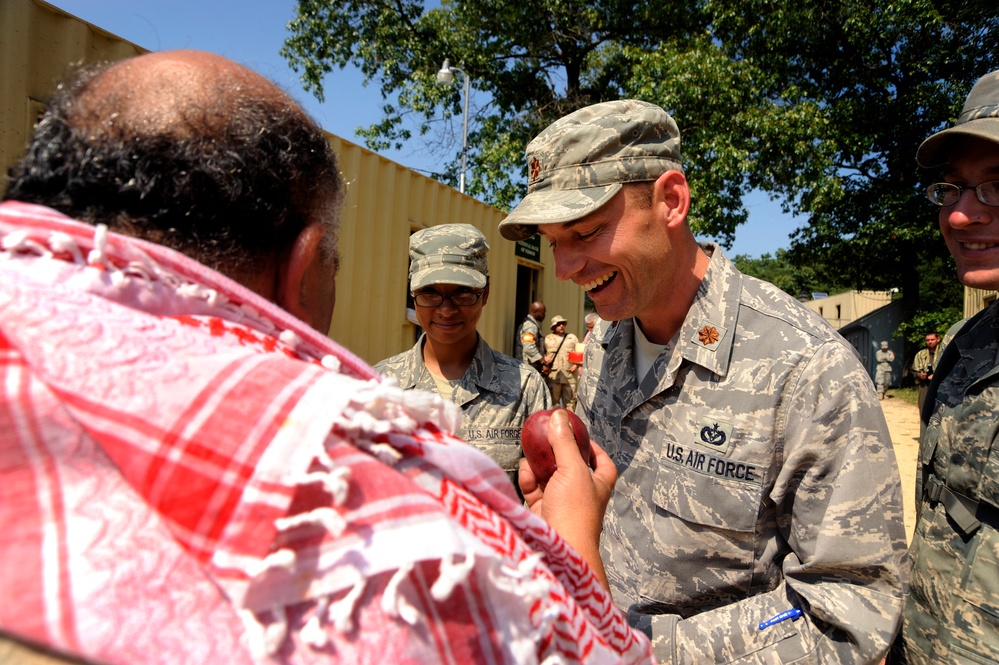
[4,61,344,278]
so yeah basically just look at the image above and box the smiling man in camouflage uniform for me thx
[499,100,908,664]
[376,224,551,486]
[897,69,999,664]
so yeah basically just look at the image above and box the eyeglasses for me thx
[926,180,999,207]
[413,289,485,307]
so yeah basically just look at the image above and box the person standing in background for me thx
[911,331,941,412]
[875,340,896,399]
[514,300,547,373]
[544,315,581,410]
[583,312,602,343]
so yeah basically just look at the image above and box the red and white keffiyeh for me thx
[0,201,653,665]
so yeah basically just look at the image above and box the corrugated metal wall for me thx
[965,287,998,318]
[802,290,893,330]
[1,0,146,173]
[3,0,585,367]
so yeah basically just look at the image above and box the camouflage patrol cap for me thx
[409,223,489,291]
[499,99,682,241]
[918,69,999,168]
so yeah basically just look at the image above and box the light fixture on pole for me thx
[436,58,470,194]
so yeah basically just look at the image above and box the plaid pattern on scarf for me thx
[0,202,652,665]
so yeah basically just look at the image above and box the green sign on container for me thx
[515,235,541,262]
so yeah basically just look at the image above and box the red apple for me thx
[521,407,592,483]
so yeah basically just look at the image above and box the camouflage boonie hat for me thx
[918,69,999,168]
[550,315,568,329]
[499,99,683,241]
[409,223,489,291]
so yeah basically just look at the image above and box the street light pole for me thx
[436,59,469,194]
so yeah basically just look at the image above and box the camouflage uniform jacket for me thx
[515,315,545,366]
[376,334,552,481]
[901,301,999,664]
[577,244,908,664]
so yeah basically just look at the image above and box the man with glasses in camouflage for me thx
[897,69,999,664]
[376,224,551,486]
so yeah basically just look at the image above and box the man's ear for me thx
[652,170,691,229]
[277,222,326,327]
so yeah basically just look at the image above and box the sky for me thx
[45,0,802,257]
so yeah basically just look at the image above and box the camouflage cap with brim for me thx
[409,223,489,291]
[918,69,999,168]
[499,99,682,241]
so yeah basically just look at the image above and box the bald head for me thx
[530,301,546,320]
[5,49,344,289]
[77,50,297,139]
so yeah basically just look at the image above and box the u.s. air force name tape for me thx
[664,441,760,483]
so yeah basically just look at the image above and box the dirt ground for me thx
[879,394,921,543]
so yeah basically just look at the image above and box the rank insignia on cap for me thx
[698,325,720,346]
[529,157,541,181]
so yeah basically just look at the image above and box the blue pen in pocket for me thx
[758,608,803,630]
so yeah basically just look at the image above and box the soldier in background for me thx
[376,224,551,486]
[499,99,908,663]
[897,68,999,664]
[910,331,941,412]
[544,315,581,409]
[583,312,603,343]
[514,300,547,373]
[875,340,896,400]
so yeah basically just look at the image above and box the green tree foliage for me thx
[732,249,847,300]
[694,0,998,319]
[281,0,702,208]
[895,253,964,343]
[282,0,998,323]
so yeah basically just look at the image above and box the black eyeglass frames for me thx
[413,290,485,307]
[926,180,999,207]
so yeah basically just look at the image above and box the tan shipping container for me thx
[2,0,585,366]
